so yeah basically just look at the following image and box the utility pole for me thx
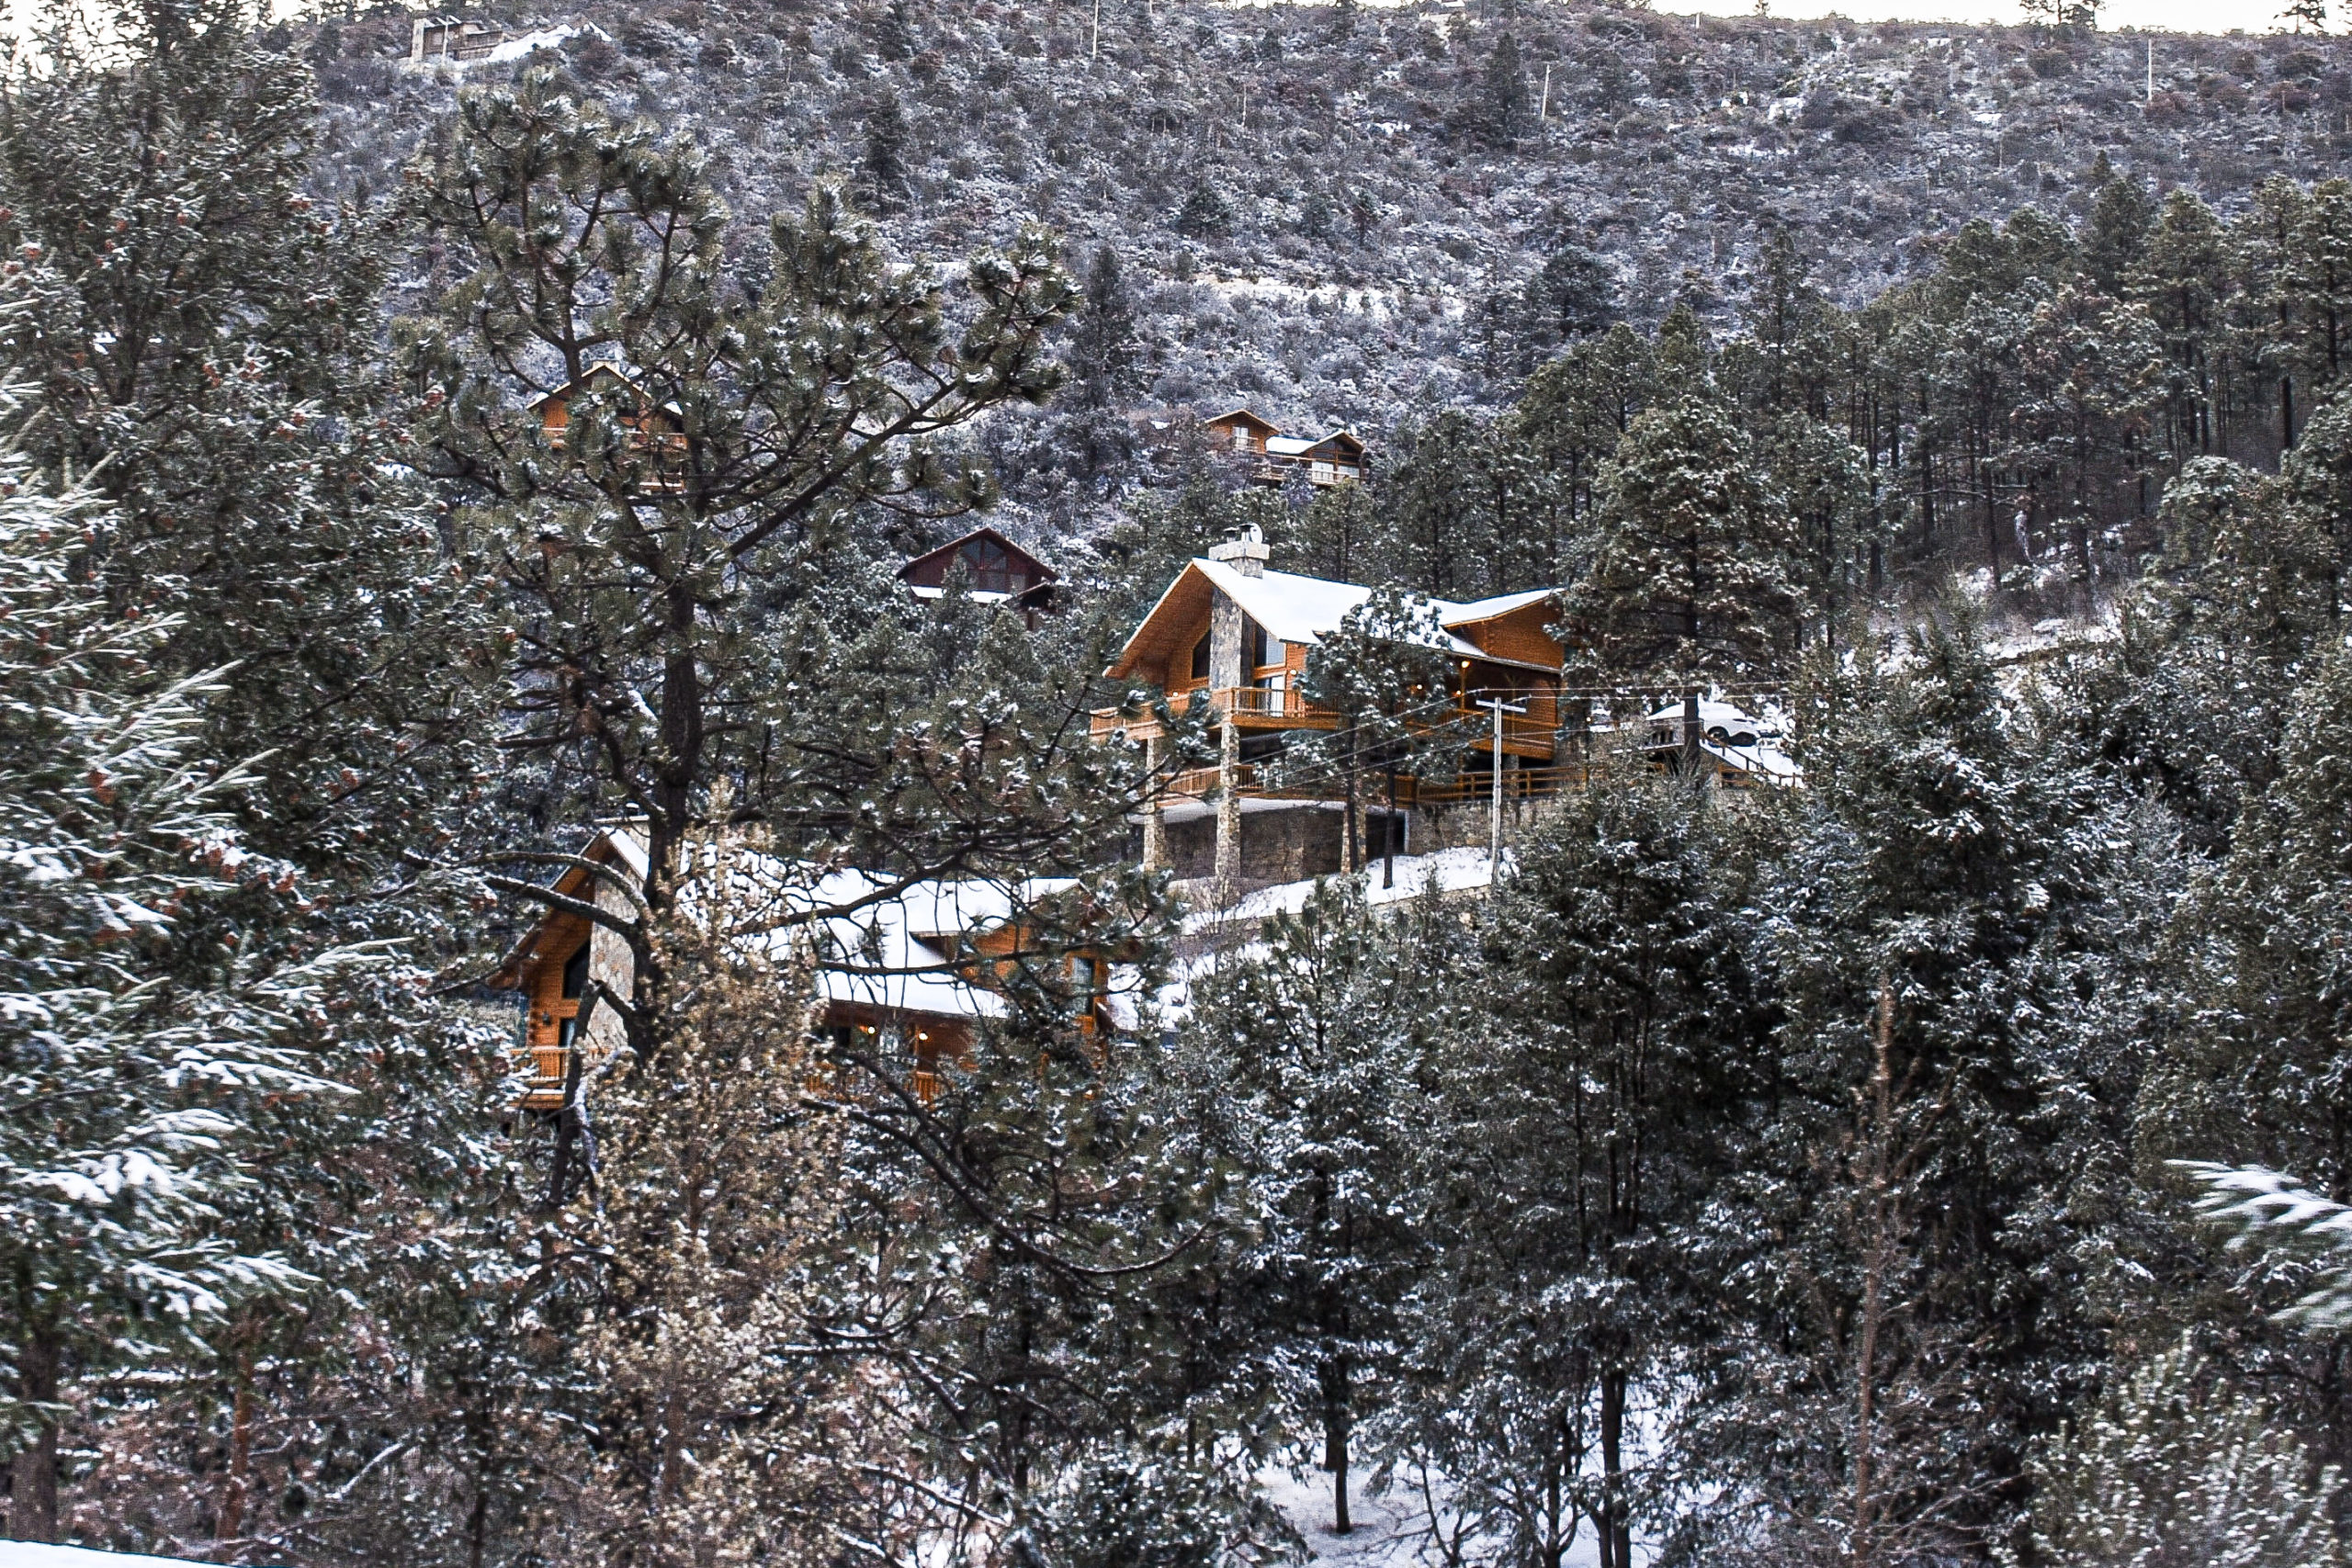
[1477,695,1526,890]
[2145,39,2154,106]
[1091,0,1101,61]
[1538,61,1551,123]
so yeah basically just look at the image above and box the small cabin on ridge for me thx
[897,527,1059,614]
[1204,407,1369,487]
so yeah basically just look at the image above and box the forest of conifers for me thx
[10,1,2352,1566]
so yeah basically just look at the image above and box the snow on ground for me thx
[1261,1466,1650,1568]
[1182,846,1502,938]
[482,26,582,63]
[0,1545,207,1568]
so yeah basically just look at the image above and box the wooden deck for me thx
[1093,687,1555,756]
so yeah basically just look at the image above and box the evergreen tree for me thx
[1763,411,1873,643]
[1387,773,1760,1568]
[1480,33,1529,146]
[0,382,377,1542]
[1380,411,1504,600]
[1069,244,1140,409]
[1186,882,1440,1536]
[2003,286,2163,589]
[2288,179,2352,395]
[1558,395,1804,694]
[2281,0,2330,34]
[1176,182,1233,239]
[1697,613,2154,1563]
[2129,190,2233,461]
[0,0,495,878]
[2012,1341,2346,1567]
[2083,157,2154,297]
[862,90,911,209]
[1283,587,1455,879]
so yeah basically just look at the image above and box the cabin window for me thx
[1249,618,1279,671]
[561,941,591,999]
[1191,632,1210,682]
[960,536,1014,594]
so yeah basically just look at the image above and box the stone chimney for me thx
[1207,523,1269,579]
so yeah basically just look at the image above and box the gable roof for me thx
[1204,406,1282,434]
[1106,559,1565,681]
[895,525,1056,585]
[523,365,684,421]
[1442,588,1557,625]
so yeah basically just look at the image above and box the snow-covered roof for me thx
[1264,434,1316,457]
[1183,559,1563,671]
[1442,587,1557,624]
[512,828,1122,1024]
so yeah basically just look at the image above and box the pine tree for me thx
[2003,285,2163,590]
[862,90,911,209]
[1381,412,1507,599]
[2281,0,2329,34]
[1387,773,1760,1568]
[0,377,381,1542]
[1283,587,1456,878]
[2012,1340,2346,1566]
[1069,244,1140,409]
[1185,882,1439,1536]
[2234,176,2312,453]
[1696,612,2153,1564]
[0,0,497,879]
[1480,33,1530,146]
[1557,394,1804,694]
[1177,182,1233,238]
[2084,157,2155,297]
[1764,411,1873,643]
[550,821,855,1563]
[2287,179,2352,394]
[2130,190,2233,460]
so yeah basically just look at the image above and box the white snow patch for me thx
[1183,846,1502,938]
[1260,1464,1647,1568]
[482,26,582,63]
[0,1545,212,1568]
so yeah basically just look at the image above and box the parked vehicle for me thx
[1645,699,1783,750]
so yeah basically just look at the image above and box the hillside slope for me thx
[306,1,2347,532]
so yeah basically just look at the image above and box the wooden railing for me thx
[1408,765,1593,803]
[1095,690,1554,742]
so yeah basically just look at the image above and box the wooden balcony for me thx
[1094,689,1555,757]
[1152,760,1595,807]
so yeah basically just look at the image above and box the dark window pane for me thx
[561,941,591,999]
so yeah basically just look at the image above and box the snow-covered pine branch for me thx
[2174,1160,2352,1328]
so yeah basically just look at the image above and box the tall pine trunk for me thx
[15,1313,60,1541]
[1598,1369,1632,1568]
[216,1330,257,1551]
[1322,1348,1351,1535]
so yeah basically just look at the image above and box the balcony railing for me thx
[1095,688,1554,739]
[1149,761,1598,807]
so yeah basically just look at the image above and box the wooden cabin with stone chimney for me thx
[1091,529,1574,896]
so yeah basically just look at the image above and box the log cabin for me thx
[1091,528,1573,893]
[897,527,1059,615]
[407,16,507,64]
[492,828,1125,1111]
[1204,408,1368,487]
[524,366,688,480]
